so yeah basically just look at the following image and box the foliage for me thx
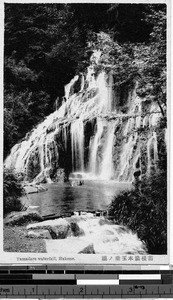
[106,4,153,42]
[108,170,167,254]
[4,3,166,157]
[88,32,138,88]
[135,5,166,116]
[4,89,49,157]
[3,168,25,216]
[87,4,166,116]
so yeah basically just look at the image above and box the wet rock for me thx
[27,206,40,212]
[78,243,95,254]
[4,211,43,226]
[24,185,38,194]
[27,229,52,239]
[23,183,48,194]
[27,217,69,230]
[27,218,73,239]
[70,180,84,186]
[26,148,41,181]
[95,211,101,217]
[116,226,129,234]
[34,173,47,184]
[104,229,114,235]
[70,222,85,237]
[99,218,113,226]
[49,224,71,239]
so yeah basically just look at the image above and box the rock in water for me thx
[49,224,70,239]
[23,184,48,194]
[27,217,70,230]
[4,211,43,226]
[70,222,85,237]
[27,206,40,212]
[27,229,52,239]
[78,243,95,254]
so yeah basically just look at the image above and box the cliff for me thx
[4,51,166,183]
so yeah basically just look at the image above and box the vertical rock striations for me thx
[4,52,165,183]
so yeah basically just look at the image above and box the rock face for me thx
[78,243,95,254]
[4,51,166,183]
[4,211,43,226]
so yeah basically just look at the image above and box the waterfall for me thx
[124,117,135,136]
[65,75,79,100]
[118,132,138,181]
[63,126,68,151]
[4,49,164,184]
[100,122,115,180]
[96,72,114,113]
[71,119,84,172]
[89,119,104,176]
[143,115,149,128]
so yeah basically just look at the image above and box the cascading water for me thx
[89,119,104,176]
[118,132,139,181]
[71,119,84,172]
[100,122,115,180]
[4,50,164,183]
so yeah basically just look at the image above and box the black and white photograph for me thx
[3,1,168,261]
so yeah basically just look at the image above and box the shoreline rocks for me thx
[26,217,85,240]
[4,211,147,255]
[4,211,43,226]
[23,183,48,194]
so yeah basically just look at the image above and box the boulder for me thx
[27,229,52,239]
[23,184,48,194]
[27,218,72,240]
[70,222,85,237]
[99,218,113,226]
[27,206,40,212]
[4,211,43,226]
[24,185,38,194]
[27,217,69,230]
[49,224,71,239]
[78,243,95,254]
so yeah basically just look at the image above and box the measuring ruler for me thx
[0,284,173,298]
[0,266,173,298]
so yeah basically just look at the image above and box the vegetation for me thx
[4,4,166,157]
[4,225,46,252]
[108,170,167,254]
[3,4,167,256]
[3,168,25,216]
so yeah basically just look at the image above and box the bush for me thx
[108,170,167,254]
[3,168,25,216]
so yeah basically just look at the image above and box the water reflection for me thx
[26,181,131,216]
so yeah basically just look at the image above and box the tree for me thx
[4,3,166,158]
[3,168,25,216]
[135,4,166,116]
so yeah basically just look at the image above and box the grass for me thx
[3,225,47,253]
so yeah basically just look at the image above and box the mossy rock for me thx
[4,211,43,226]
